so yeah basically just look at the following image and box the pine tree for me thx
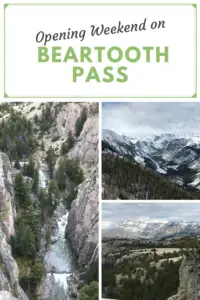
[66,130,74,150]
[41,140,45,150]
[75,107,87,137]
[0,110,37,160]
[48,180,60,216]
[14,158,21,169]
[60,142,68,156]
[26,157,35,178]
[14,172,31,210]
[32,169,39,194]
[38,188,48,224]
[55,157,84,190]
[79,282,98,300]
[29,261,45,286]
[46,147,56,179]
[33,114,38,124]
[63,182,78,209]
[12,221,36,258]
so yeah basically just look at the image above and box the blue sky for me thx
[102,203,200,229]
[102,102,200,137]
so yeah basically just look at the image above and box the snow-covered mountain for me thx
[103,218,200,240]
[102,129,200,191]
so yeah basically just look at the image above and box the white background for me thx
[4,3,197,98]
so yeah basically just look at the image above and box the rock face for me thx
[167,256,200,300]
[66,169,98,273]
[0,291,18,300]
[0,153,29,300]
[55,102,99,169]
[65,103,99,281]
[0,153,15,238]
[103,219,200,240]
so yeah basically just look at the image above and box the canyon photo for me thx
[0,102,99,300]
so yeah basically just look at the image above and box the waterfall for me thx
[39,169,76,299]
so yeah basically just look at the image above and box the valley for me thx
[102,220,200,300]
[102,129,200,199]
[0,102,99,300]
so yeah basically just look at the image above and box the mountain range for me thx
[102,129,200,192]
[102,218,200,240]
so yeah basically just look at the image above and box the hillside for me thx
[103,218,200,240]
[102,153,195,200]
[102,129,200,198]
[0,102,99,300]
[102,237,200,300]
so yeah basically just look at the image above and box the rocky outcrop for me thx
[0,153,29,300]
[64,102,99,282]
[1,103,99,297]
[68,111,98,170]
[55,102,98,170]
[0,153,15,238]
[0,291,18,300]
[167,256,200,300]
[65,168,98,279]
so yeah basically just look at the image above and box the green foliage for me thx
[38,183,60,221]
[0,110,37,160]
[38,103,65,133]
[32,169,39,194]
[48,180,60,216]
[25,157,35,178]
[60,142,68,155]
[14,172,31,209]
[75,107,87,137]
[12,171,42,260]
[55,157,84,190]
[102,153,195,200]
[103,244,182,300]
[33,114,38,124]
[14,159,21,169]
[38,188,48,224]
[63,182,78,209]
[38,188,48,209]
[39,103,54,133]
[11,204,41,258]
[0,102,11,114]
[11,221,37,258]
[60,130,74,155]
[41,139,45,150]
[79,281,98,300]
[52,136,59,142]
[19,260,45,297]
[29,261,45,286]
[66,130,75,150]
[12,170,44,297]
[46,147,56,178]
[121,260,180,300]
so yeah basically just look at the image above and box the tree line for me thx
[102,153,195,199]
[0,109,37,161]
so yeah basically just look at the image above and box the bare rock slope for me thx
[167,256,200,300]
[0,153,29,300]
[64,103,99,279]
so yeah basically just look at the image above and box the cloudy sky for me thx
[102,203,200,229]
[102,102,200,137]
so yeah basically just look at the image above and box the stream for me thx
[39,169,76,299]
[14,162,77,298]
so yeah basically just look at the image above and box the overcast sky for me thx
[102,203,200,229]
[102,102,200,137]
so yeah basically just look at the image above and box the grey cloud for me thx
[102,102,200,137]
[102,203,200,226]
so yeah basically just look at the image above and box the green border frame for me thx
[4,3,197,98]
